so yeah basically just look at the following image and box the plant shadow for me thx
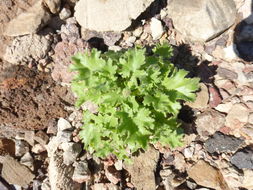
[234,0,253,62]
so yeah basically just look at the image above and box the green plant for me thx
[70,43,199,160]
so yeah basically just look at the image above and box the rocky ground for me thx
[0,0,253,189]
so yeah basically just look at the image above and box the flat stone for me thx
[231,147,253,169]
[4,0,51,36]
[74,0,154,32]
[124,147,159,190]
[204,132,243,154]
[167,0,236,42]
[195,110,225,138]
[187,160,229,190]
[1,156,35,187]
[225,103,249,130]
[215,102,233,113]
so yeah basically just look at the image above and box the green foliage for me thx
[70,43,200,160]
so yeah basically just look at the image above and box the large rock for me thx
[74,0,154,32]
[4,0,51,37]
[167,0,236,42]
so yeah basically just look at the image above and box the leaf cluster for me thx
[70,43,199,160]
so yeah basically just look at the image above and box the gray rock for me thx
[167,0,236,42]
[217,67,238,80]
[4,0,51,36]
[205,132,244,154]
[0,181,9,190]
[62,142,82,165]
[20,152,34,170]
[15,140,29,157]
[33,180,42,190]
[72,161,91,183]
[4,34,52,64]
[231,148,253,169]
[74,0,154,32]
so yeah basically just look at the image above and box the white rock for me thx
[150,18,164,40]
[167,0,236,42]
[183,147,194,159]
[223,44,239,61]
[238,0,253,24]
[57,118,73,131]
[74,0,154,32]
[59,7,72,20]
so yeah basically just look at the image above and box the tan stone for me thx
[43,0,61,14]
[124,147,159,190]
[188,160,229,190]
[225,103,249,129]
[186,83,209,109]
[4,0,51,36]
[1,156,34,187]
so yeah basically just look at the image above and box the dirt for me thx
[0,0,35,58]
[0,61,74,132]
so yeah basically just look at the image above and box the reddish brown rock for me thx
[209,86,222,108]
